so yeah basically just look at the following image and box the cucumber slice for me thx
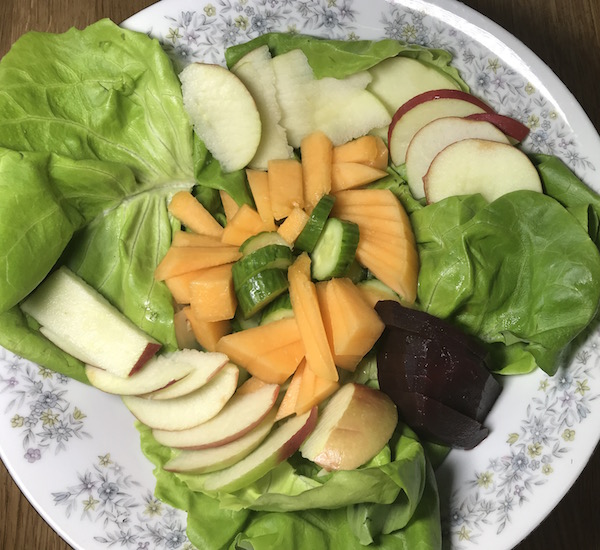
[232,245,294,290]
[294,194,336,253]
[239,231,291,255]
[310,218,360,280]
[236,269,289,318]
[260,292,293,325]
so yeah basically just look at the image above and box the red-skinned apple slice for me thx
[202,407,318,493]
[163,408,277,474]
[300,383,397,471]
[152,382,280,449]
[86,349,227,396]
[466,112,530,143]
[405,116,510,199]
[387,89,494,166]
[21,266,160,378]
[122,363,239,430]
[424,138,543,204]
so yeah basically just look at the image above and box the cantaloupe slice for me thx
[330,188,397,207]
[246,169,276,230]
[189,263,237,322]
[294,360,339,415]
[220,190,240,222]
[168,191,224,238]
[154,246,241,281]
[244,338,305,384]
[183,307,231,352]
[275,366,303,420]
[277,206,310,245]
[332,135,388,169]
[171,232,226,248]
[330,162,388,192]
[236,376,270,396]
[288,253,338,382]
[268,158,304,220]
[216,317,301,372]
[221,204,271,247]
[301,131,333,209]
[165,269,204,304]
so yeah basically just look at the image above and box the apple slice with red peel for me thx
[300,383,397,471]
[152,382,280,449]
[86,349,227,396]
[424,138,543,204]
[405,116,510,200]
[122,363,238,431]
[466,112,530,143]
[179,63,261,173]
[387,89,494,166]
[203,407,318,493]
[163,409,277,474]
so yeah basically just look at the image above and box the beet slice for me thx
[392,391,489,450]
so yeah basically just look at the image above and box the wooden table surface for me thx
[1,1,599,549]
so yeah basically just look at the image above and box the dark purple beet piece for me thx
[393,391,489,450]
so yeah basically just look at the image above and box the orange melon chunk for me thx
[301,131,333,209]
[332,135,388,170]
[168,191,224,238]
[277,206,310,245]
[171,231,226,248]
[330,162,388,192]
[330,188,398,207]
[154,246,241,281]
[268,158,304,220]
[275,366,303,420]
[288,253,338,382]
[216,317,302,376]
[236,376,270,396]
[246,169,276,230]
[183,307,231,352]
[189,263,237,322]
[165,269,204,304]
[245,338,305,384]
[295,360,339,415]
[220,190,240,222]
[221,204,271,247]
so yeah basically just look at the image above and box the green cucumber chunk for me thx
[310,217,360,280]
[232,245,293,290]
[236,269,289,318]
[294,194,336,253]
[260,292,293,325]
[239,231,291,255]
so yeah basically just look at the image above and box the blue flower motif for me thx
[98,481,120,502]
[165,529,187,548]
[557,374,573,390]
[511,453,529,471]
[38,391,59,408]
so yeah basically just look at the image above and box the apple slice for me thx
[122,363,238,431]
[163,408,277,474]
[231,45,293,169]
[152,382,279,449]
[203,407,317,493]
[20,266,161,378]
[466,112,530,143]
[179,63,261,172]
[405,116,510,199]
[424,138,543,204]
[300,383,397,471]
[85,349,227,396]
[387,89,494,165]
[367,56,461,116]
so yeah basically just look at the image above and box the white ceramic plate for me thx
[2,1,600,549]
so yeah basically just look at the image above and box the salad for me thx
[1,17,600,550]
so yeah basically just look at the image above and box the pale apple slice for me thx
[163,408,277,474]
[231,45,293,170]
[152,382,280,448]
[388,89,494,165]
[203,407,318,493]
[86,349,227,396]
[300,383,397,471]
[367,56,461,116]
[405,116,510,200]
[424,138,543,204]
[21,266,161,378]
[179,63,261,172]
[122,363,238,431]
[466,112,530,143]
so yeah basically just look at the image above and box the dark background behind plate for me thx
[0,0,599,549]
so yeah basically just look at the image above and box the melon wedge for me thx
[168,191,224,238]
